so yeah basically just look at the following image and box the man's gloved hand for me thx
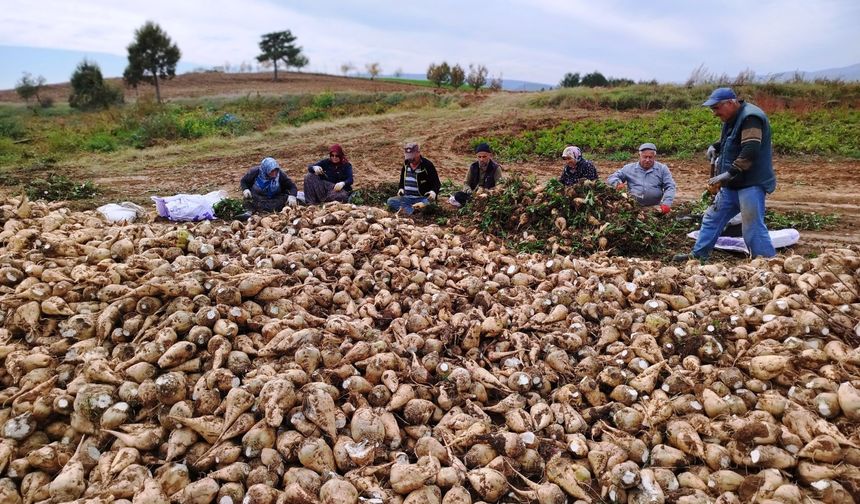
[397,188,404,196]
[706,145,718,163]
[657,204,671,215]
[312,165,323,175]
[615,183,625,191]
[427,190,436,201]
[333,182,345,192]
[287,195,297,207]
[708,167,740,186]
[242,189,252,199]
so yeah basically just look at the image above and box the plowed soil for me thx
[4,71,858,252]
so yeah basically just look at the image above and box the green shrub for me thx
[26,173,99,201]
[85,132,119,152]
[0,117,26,139]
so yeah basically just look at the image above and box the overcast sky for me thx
[1,0,858,90]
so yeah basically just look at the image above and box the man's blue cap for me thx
[703,87,737,107]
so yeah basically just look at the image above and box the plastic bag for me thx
[96,202,146,223]
[151,190,226,222]
[687,228,800,254]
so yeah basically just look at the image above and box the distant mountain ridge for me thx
[761,63,860,82]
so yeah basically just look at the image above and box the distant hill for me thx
[762,63,860,82]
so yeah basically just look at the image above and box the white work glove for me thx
[397,188,404,196]
[312,165,323,175]
[706,145,717,163]
[707,171,732,186]
[427,190,436,201]
[287,195,297,207]
[333,182,345,192]
[242,189,251,199]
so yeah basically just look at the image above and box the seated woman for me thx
[559,145,598,185]
[240,157,298,213]
[303,144,354,204]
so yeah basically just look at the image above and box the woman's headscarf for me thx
[254,157,281,197]
[329,144,348,165]
[562,145,582,162]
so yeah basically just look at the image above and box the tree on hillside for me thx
[560,72,580,87]
[123,21,181,104]
[366,62,382,80]
[15,72,47,108]
[466,64,488,92]
[69,60,123,110]
[256,30,307,81]
[427,62,451,88]
[581,71,608,87]
[449,64,465,89]
[489,73,503,91]
[340,62,355,76]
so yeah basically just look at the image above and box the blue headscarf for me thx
[255,157,281,197]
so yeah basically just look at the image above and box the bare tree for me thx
[685,63,713,87]
[466,64,488,92]
[394,67,403,78]
[733,67,756,86]
[366,62,382,80]
[449,64,465,89]
[489,73,503,91]
[340,62,354,76]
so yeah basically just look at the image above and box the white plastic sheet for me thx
[96,202,146,223]
[687,228,800,254]
[151,190,226,222]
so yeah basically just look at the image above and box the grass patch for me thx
[476,108,860,160]
[349,181,401,206]
[213,198,246,220]
[765,209,839,230]
[26,173,100,201]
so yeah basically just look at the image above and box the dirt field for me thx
[0,70,422,103]
[4,72,858,252]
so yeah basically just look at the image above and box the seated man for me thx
[387,142,441,215]
[559,145,598,185]
[450,142,502,207]
[606,143,676,214]
[303,144,354,204]
[240,157,298,213]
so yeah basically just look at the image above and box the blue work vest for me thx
[718,102,776,193]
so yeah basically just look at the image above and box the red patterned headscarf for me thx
[329,144,347,165]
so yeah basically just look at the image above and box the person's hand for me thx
[312,165,323,175]
[427,191,436,201]
[287,195,297,207]
[706,145,717,163]
[657,204,671,215]
[242,189,251,199]
[333,182,345,192]
[614,183,625,191]
[708,167,740,187]
[397,188,404,197]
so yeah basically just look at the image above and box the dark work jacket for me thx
[398,157,441,196]
[240,167,298,197]
[718,101,776,193]
[465,160,502,190]
[307,159,354,192]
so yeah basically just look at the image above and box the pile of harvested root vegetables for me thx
[1,195,859,504]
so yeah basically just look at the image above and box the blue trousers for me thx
[386,195,429,215]
[692,186,776,259]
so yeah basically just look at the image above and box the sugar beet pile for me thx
[1,196,860,504]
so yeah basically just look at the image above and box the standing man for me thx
[450,142,503,207]
[386,142,441,215]
[674,88,776,262]
[606,143,676,214]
